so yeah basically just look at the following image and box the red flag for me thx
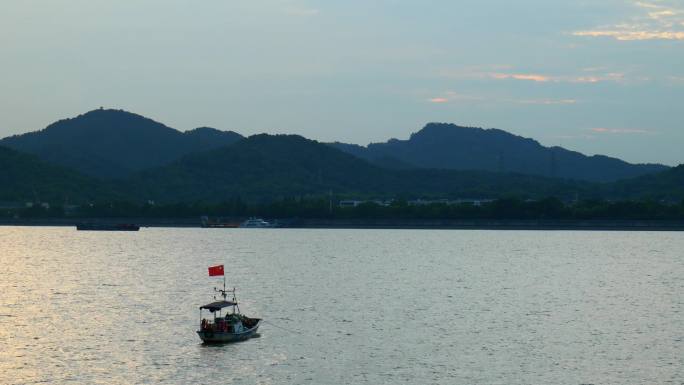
[208,265,224,276]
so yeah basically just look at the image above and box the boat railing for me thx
[200,318,237,333]
[200,315,258,334]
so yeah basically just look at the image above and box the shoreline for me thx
[1,218,684,231]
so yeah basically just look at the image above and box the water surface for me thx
[1,227,682,384]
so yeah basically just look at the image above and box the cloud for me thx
[427,91,576,106]
[573,73,627,83]
[649,10,676,20]
[635,1,662,9]
[588,127,655,134]
[573,1,684,41]
[573,30,684,41]
[491,73,550,82]
[438,66,628,84]
[487,72,625,84]
[427,91,487,104]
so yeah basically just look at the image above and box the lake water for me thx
[1,227,682,384]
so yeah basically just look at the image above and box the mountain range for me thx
[127,134,594,203]
[329,123,666,182]
[0,109,681,204]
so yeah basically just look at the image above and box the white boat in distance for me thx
[239,217,276,228]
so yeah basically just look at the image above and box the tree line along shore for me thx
[2,197,683,225]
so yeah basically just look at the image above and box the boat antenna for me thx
[232,287,240,314]
[215,281,228,301]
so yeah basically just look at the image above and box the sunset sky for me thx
[1,0,682,165]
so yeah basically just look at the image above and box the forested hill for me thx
[606,164,684,200]
[329,123,668,182]
[2,134,682,206]
[0,109,243,178]
[0,146,114,203]
[127,134,594,203]
[1,109,681,205]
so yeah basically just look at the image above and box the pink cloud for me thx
[487,72,626,84]
[512,74,550,82]
[438,66,628,85]
[427,92,576,106]
[573,30,684,41]
[427,92,486,104]
[490,73,550,82]
[573,1,684,41]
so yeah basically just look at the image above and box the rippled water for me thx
[1,227,682,384]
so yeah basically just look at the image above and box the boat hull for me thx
[76,224,140,231]
[202,224,239,228]
[197,320,261,343]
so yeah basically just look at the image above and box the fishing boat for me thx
[197,265,262,343]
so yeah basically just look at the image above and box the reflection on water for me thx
[1,227,682,384]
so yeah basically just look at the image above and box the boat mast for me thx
[233,287,239,314]
[213,274,229,317]
[215,274,240,315]
[215,275,228,300]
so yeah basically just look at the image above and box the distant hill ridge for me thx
[127,133,594,203]
[0,109,670,184]
[329,123,667,182]
[0,109,243,178]
[1,131,683,204]
[607,164,684,200]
